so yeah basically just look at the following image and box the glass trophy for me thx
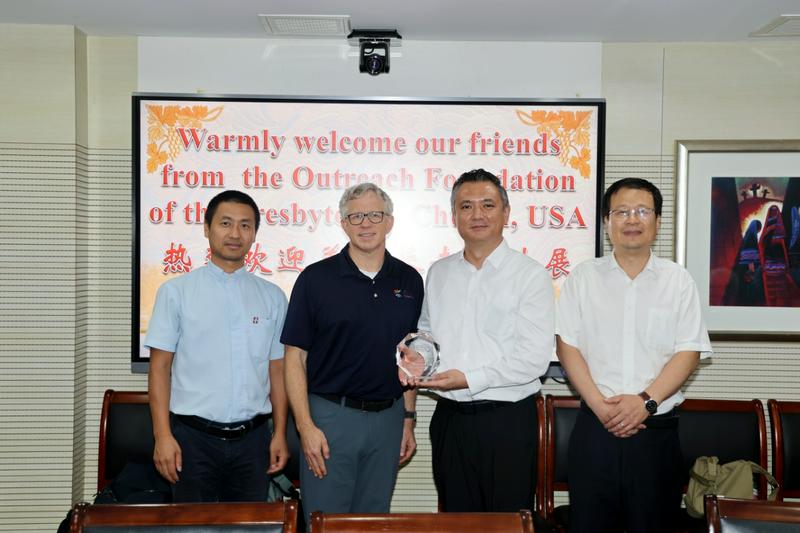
[397,332,440,381]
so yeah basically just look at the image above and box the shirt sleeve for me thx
[416,268,433,334]
[465,263,555,395]
[279,270,313,350]
[143,281,181,353]
[555,267,582,349]
[674,270,713,358]
[269,288,289,360]
[411,270,424,331]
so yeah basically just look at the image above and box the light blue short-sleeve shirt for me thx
[144,262,287,423]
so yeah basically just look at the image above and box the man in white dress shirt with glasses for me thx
[556,178,712,533]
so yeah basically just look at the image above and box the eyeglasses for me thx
[344,211,387,225]
[608,207,656,220]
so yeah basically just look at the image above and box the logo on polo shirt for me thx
[393,289,416,300]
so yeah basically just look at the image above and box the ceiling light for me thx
[259,15,351,37]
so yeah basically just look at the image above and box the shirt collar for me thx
[206,259,247,280]
[337,243,396,279]
[607,249,659,277]
[458,239,510,270]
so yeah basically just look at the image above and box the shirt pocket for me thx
[483,299,515,349]
[247,314,277,370]
[645,308,676,355]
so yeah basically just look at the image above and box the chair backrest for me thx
[678,399,768,497]
[308,510,534,533]
[544,395,581,519]
[704,495,800,533]
[97,389,153,491]
[70,500,298,533]
[767,399,800,500]
[534,394,546,517]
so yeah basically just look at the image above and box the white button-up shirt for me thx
[145,262,287,422]
[418,240,554,402]
[556,252,712,413]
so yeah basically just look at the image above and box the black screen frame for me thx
[131,93,606,374]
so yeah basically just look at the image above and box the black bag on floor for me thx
[57,461,171,531]
[93,460,172,504]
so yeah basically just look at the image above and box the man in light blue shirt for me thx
[145,190,289,502]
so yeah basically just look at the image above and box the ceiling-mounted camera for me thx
[348,29,402,76]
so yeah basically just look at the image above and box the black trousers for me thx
[567,404,683,533]
[171,415,270,502]
[430,394,538,512]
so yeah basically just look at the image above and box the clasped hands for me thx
[595,394,649,438]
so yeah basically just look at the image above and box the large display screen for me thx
[133,95,605,372]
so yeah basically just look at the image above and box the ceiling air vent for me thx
[259,14,351,37]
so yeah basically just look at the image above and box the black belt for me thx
[579,401,678,429]
[172,413,269,440]
[437,396,516,414]
[317,393,396,412]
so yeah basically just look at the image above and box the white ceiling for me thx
[1,0,799,42]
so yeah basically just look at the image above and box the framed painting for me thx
[675,140,800,340]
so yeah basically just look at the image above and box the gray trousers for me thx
[300,394,404,524]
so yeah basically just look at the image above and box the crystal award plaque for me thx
[397,332,440,381]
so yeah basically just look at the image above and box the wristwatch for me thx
[639,391,658,415]
[404,410,417,421]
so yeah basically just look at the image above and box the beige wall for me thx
[0,25,78,143]
[87,36,136,149]
[603,42,800,154]
[0,25,141,532]
[1,25,799,530]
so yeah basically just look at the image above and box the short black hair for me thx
[204,190,260,232]
[602,178,663,219]
[450,168,510,212]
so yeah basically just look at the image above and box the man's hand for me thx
[420,369,468,391]
[299,423,330,479]
[268,432,290,474]
[153,434,182,484]
[399,421,416,464]
[603,394,647,438]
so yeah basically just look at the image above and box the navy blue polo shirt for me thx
[281,245,423,401]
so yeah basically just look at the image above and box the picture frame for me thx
[675,139,800,341]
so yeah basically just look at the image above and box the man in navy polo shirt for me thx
[145,190,289,502]
[282,183,423,523]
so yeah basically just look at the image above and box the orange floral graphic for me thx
[570,147,592,180]
[145,104,224,173]
[516,109,593,179]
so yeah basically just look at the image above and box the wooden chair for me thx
[308,510,534,533]
[677,399,768,532]
[678,399,768,498]
[534,394,547,518]
[543,395,581,532]
[538,397,768,531]
[70,500,298,532]
[767,399,800,500]
[704,495,800,532]
[97,389,153,492]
